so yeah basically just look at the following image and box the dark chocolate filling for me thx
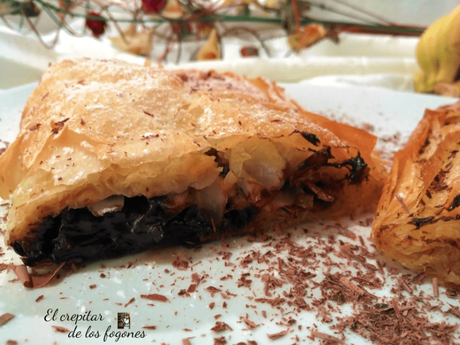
[13,196,257,266]
[13,143,369,266]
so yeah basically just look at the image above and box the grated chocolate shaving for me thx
[211,321,233,332]
[143,325,157,330]
[172,256,189,270]
[391,298,402,321]
[237,273,252,289]
[209,302,215,310]
[311,331,344,343]
[213,336,227,345]
[51,118,70,135]
[397,276,413,294]
[261,273,284,296]
[412,272,427,285]
[267,328,289,340]
[0,313,15,326]
[432,278,439,297]
[52,325,69,333]
[206,286,222,297]
[448,305,460,318]
[124,297,135,307]
[140,294,170,302]
[12,265,32,288]
[339,276,376,300]
[395,193,411,215]
[143,110,154,117]
[240,314,259,330]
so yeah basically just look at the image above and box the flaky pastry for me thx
[0,59,386,265]
[373,102,460,287]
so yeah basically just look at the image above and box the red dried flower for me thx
[142,0,166,14]
[240,46,259,57]
[85,11,107,38]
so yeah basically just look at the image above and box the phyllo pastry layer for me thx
[373,102,460,287]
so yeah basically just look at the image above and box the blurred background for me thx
[0,0,459,90]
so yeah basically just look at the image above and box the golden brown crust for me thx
[372,102,460,287]
[0,59,386,247]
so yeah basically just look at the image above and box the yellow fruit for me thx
[414,5,460,93]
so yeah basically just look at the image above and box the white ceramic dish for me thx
[0,82,459,345]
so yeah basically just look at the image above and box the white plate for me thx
[0,82,459,345]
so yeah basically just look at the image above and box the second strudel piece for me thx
[373,102,460,287]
